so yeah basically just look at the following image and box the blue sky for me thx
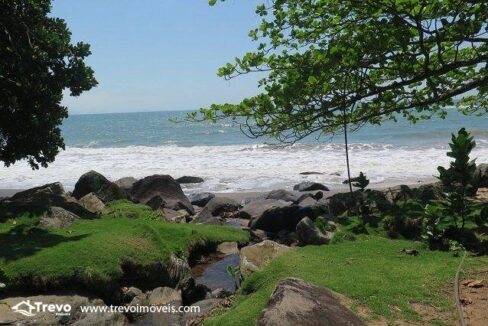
[51,0,263,114]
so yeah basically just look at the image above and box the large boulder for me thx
[78,193,107,215]
[413,182,443,204]
[328,190,391,216]
[73,171,126,203]
[2,183,96,219]
[239,199,290,220]
[239,240,290,278]
[258,278,365,326]
[188,192,215,207]
[383,185,414,204]
[296,217,332,246]
[477,163,488,187]
[130,175,194,214]
[114,177,138,191]
[40,207,81,228]
[293,182,329,192]
[265,189,300,203]
[176,176,204,184]
[205,197,239,216]
[191,206,223,225]
[249,204,327,233]
[0,295,128,325]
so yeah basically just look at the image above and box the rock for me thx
[178,277,211,305]
[162,208,189,223]
[258,278,365,326]
[188,192,215,207]
[239,199,290,219]
[176,176,204,184]
[296,196,317,207]
[217,242,239,255]
[191,207,223,224]
[73,171,126,203]
[40,207,81,228]
[78,193,107,214]
[413,182,443,204]
[296,217,332,246]
[299,171,324,175]
[205,197,240,216]
[249,204,327,233]
[239,240,290,278]
[2,183,96,219]
[122,286,144,303]
[293,181,330,192]
[265,189,300,203]
[114,177,138,191]
[130,175,194,214]
[211,288,232,299]
[328,190,391,215]
[0,295,128,325]
[383,185,414,204]
[477,163,488,187]
[148,287,182,306]
[183,298,223,326]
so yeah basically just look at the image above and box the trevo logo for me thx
[11,300,71,317]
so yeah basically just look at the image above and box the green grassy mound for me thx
[206,236,488,325]
[0,200,248,299]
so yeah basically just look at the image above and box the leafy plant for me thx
[226,265,241,290]
[421,204,447,250]
[352,172,370,191]
[475,206,488,227]
[437,128,480,232]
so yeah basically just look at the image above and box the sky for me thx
[51,0,263,114]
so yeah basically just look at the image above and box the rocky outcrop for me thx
[258,278,365,326]
[0,295,128,325]
[477,163,488,187]
[328,190,391,216]
[73,171,126,203]
[78,193,107,215]
[296,217,332,246]
[293,182,330,192]
[239,199,290,219]
[188,192,215,207]
[239,240,290,278]
[1,183,97,219]
[130,175,194,214]
[176,176,204,184]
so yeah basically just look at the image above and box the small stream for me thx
[191,252,239,292]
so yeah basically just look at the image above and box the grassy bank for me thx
[206,236,488,325]
[0,201,248,297]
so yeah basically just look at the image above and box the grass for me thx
[0,200,248,297]
[205,236,488,325]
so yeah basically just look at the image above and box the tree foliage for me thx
[0,0,97,168]
[196,0,488,142]
[437,128,479,231]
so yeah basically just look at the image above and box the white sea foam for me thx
[1,143,487,193]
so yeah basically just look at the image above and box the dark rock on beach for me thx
[188,192,215,207]
[73,170,126,203]
[477,163,488,187]
[239,199,290,220]
[293,181,330,192]
[130,175,194,214]
[177,176,204,184]
[258,278,365,326]
[204,197,239,216]
[383,185,414,204]
[265,189,300,203]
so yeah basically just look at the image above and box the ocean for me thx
[1,110,487,193]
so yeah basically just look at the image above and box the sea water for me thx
[1,109,487,193]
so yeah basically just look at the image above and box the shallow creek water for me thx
[191,252,239,292]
